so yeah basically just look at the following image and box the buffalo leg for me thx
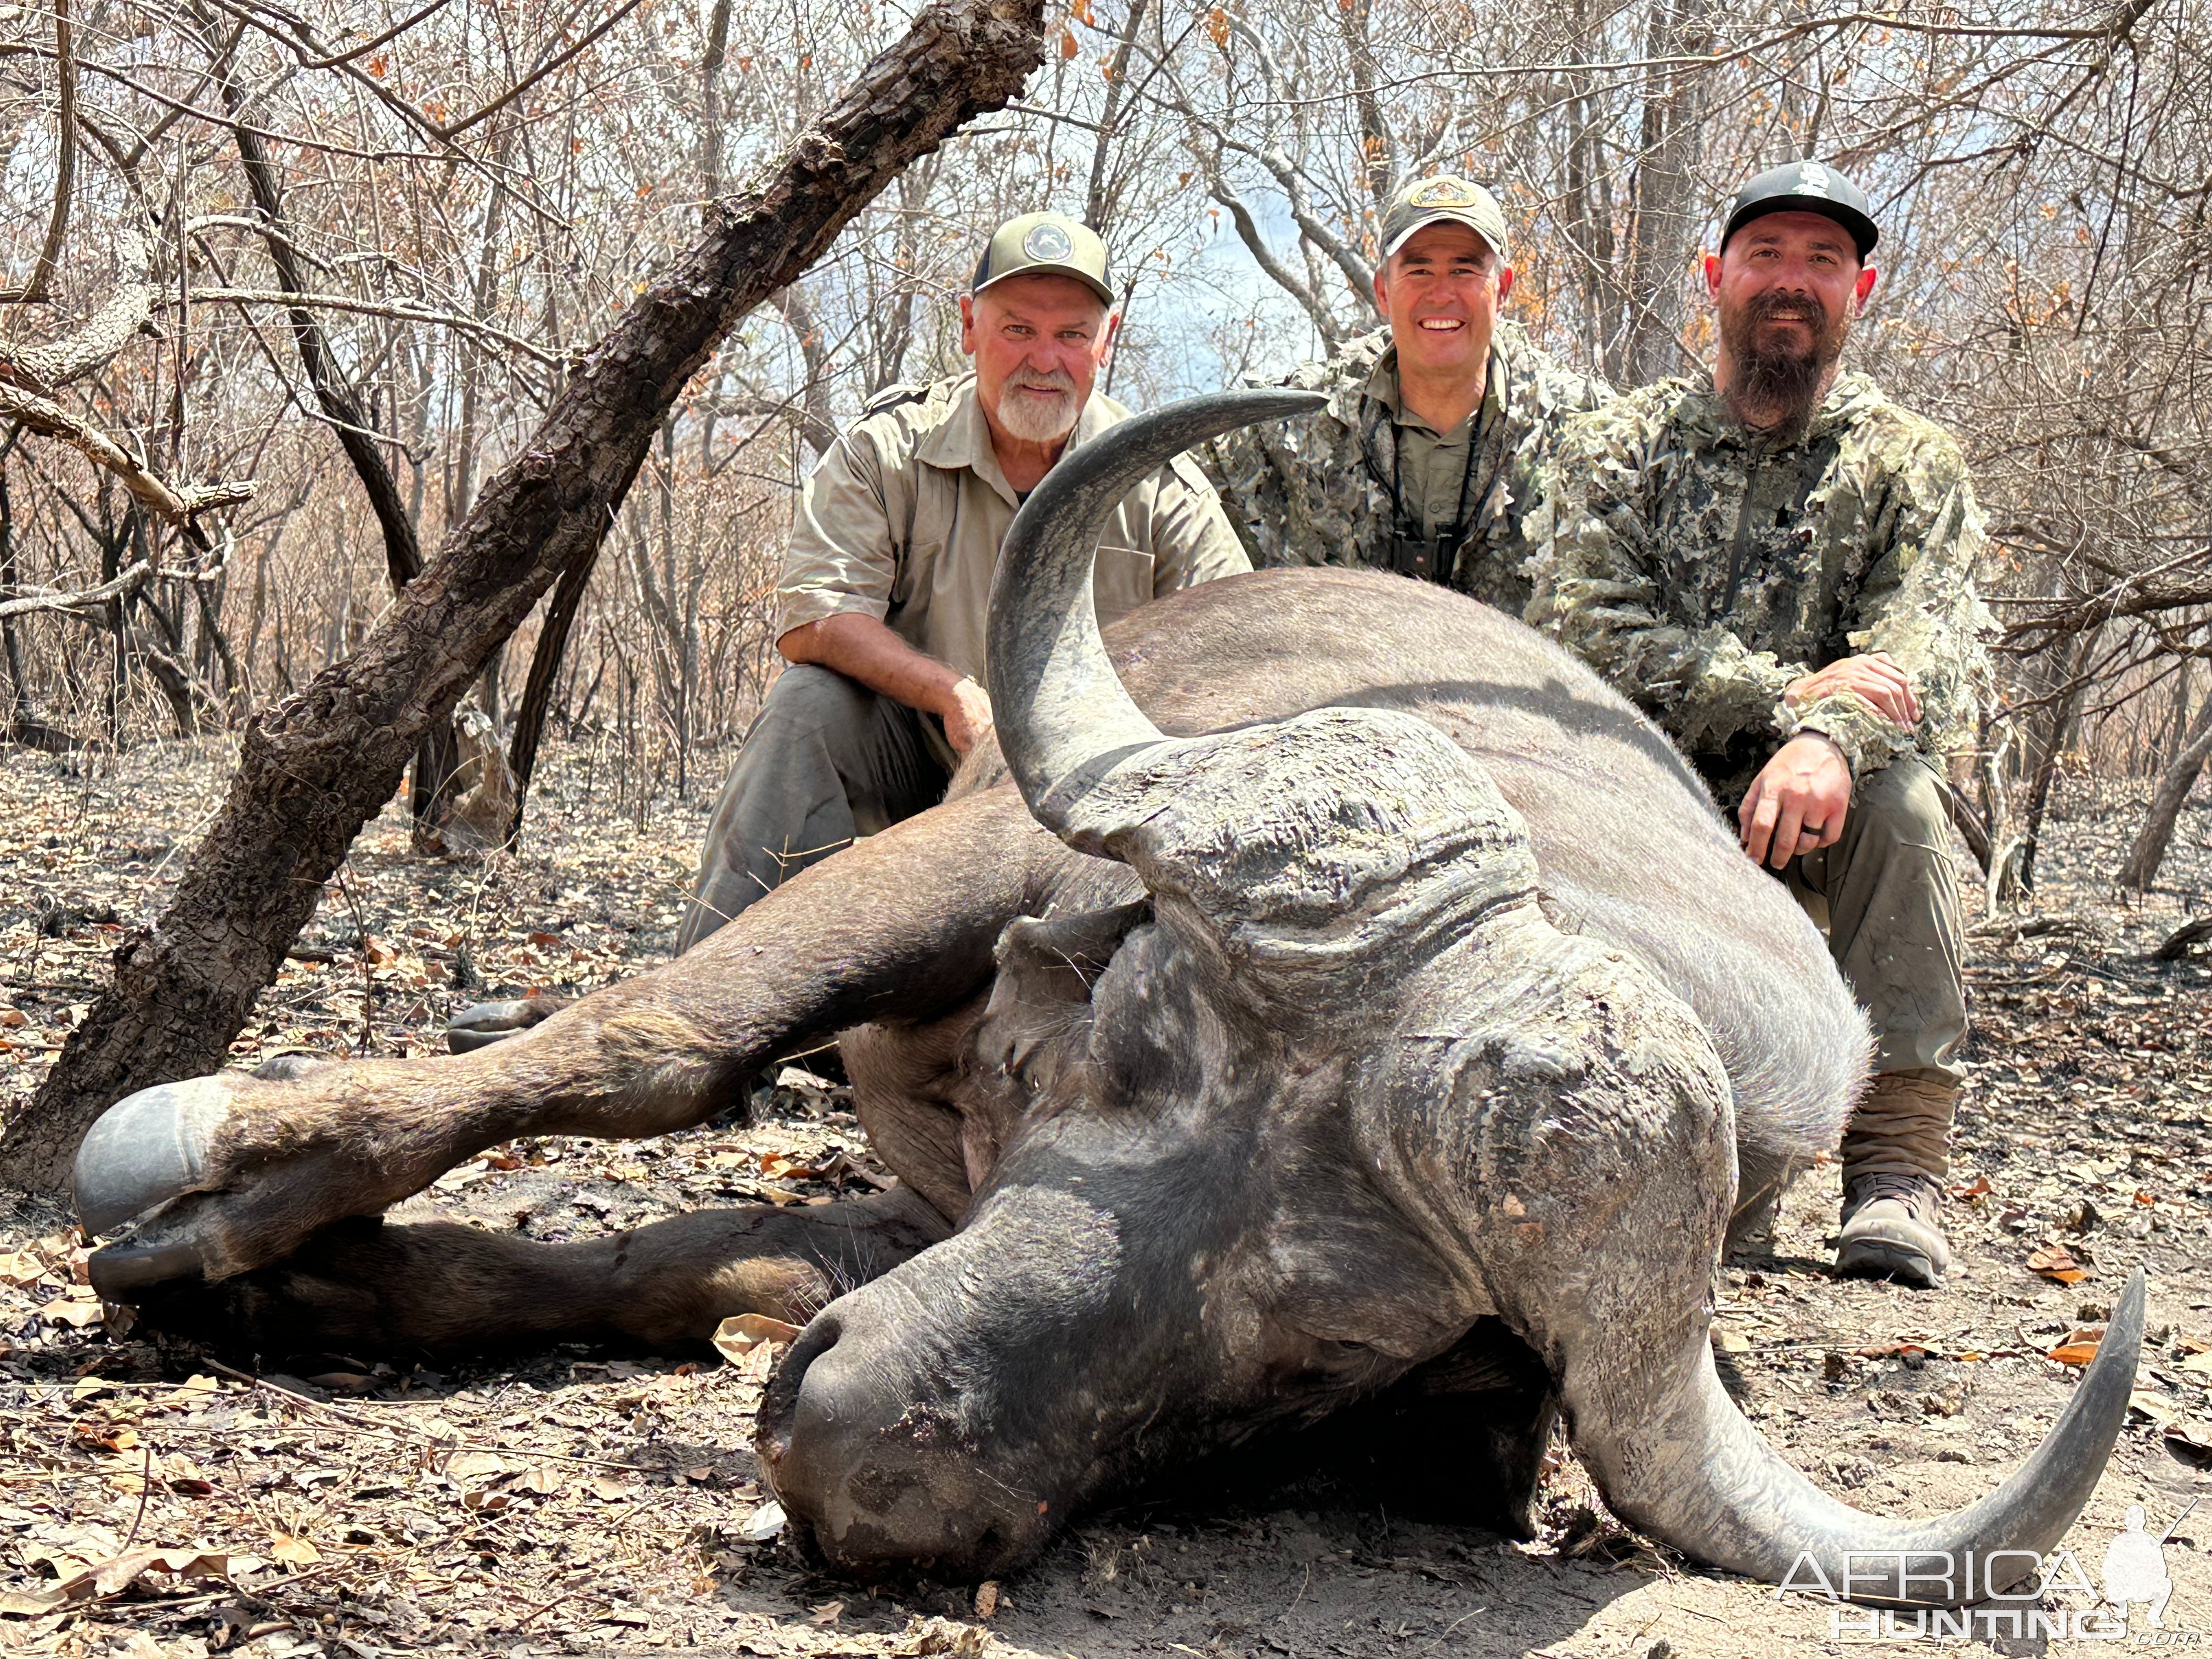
[134,1186,951,1359]
[78,789,1058,1293]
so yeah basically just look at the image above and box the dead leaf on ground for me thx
[445,1450,509,1483]
[712,1313,802,1365]
[2026,1243,2090,1284]
[42,1293,104,1328]
[1855,1342,1932,1362]
[590,1474,633,1503]
[974,1581,1000,1620]
[810,1601,845,1626]
[521,1465,564,1496]
[2131,1390,2183,1426]
[69,1418,137,1453]
[162,1452,212,1494]
[903,1616,992,1657]
[21,1547,230,1610]
[269,1533,321,1565]
[2164,1422,2212,1463]
[1949,1175,1992,1201]
[739,1500,786,1542]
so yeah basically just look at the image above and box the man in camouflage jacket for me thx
[1532,161,1993,1289]
[1207,176,1609,613]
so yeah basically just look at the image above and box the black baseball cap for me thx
[1722,161,1878,260]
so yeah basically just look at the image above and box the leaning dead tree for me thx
[0,0,1049,1192]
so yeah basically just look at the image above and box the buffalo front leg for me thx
[77,789,1057,1296]
[134,1186,951,1360]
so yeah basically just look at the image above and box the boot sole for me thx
[1835,1237,1943,1289]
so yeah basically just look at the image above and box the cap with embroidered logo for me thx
[1722,161,1878,259]
[1378,175,1510,262]
[970,212,1115,306]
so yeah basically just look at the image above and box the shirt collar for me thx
[912,373,1127,507]
[1682,365,1883,448]
[1365,339,1501,439]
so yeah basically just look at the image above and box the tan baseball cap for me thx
[1379,175,1510,263]
[970,212,1115,306]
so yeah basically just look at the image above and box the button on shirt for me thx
[775,374,1250,685]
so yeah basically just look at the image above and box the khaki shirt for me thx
[1369,351,1495,544]
[776,373,1249,684]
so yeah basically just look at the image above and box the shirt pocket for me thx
[891,539,941,610]
[1090,544,1156,623]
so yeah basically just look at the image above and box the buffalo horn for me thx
[985,390,1325,847]
[1590,1265,2145,1605]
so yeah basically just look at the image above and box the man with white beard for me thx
[679,212,1246,945]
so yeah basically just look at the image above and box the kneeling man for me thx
[682,212,1248,948]
[1209,174,1609,611]
[1536,162,1993,1286]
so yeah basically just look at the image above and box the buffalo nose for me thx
[756,1307,1038,1574]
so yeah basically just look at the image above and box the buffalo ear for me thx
[977,900,1153,1102]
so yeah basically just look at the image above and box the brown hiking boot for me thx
[1836,1171,1950,1288]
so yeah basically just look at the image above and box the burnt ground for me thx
[3,737,2211,1659]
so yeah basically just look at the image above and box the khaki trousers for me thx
[1781,752,1967,1089]
[678,665,955,954]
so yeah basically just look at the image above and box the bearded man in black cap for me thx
[1532,161,1993,1288]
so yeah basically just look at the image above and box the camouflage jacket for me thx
[1528,369,1993,803]
[1202,321,1612,615]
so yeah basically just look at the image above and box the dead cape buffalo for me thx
[75,390,2138,1604]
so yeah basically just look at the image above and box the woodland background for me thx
[0,0,2208,894]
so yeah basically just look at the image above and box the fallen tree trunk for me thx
[1,0,1047,1193]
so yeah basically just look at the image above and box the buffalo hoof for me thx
[75,1076,233,1238]
[445,997,567,1054]
[75,1077,238,1297]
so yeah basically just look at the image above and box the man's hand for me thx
[1784,652,1921,729]
[1739,733,1853,870]
[940,676,995,754]
[780,613,989,749]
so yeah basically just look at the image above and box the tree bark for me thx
[505,541,603,843]
[1613,0,1714,385]
[2018,634,2097,892]
[2118,691,2212,892]
[1,0,1048,1193]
